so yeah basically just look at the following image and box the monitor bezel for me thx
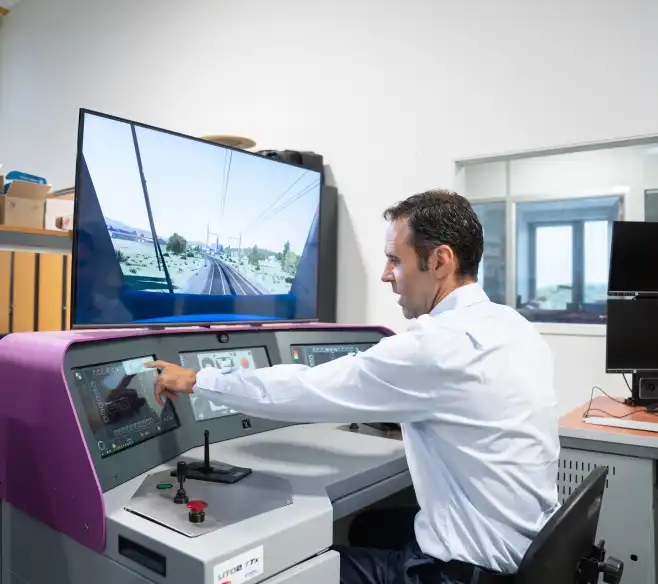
[605,297,658,373]
[70,108,329,329]
[607,221,658,297]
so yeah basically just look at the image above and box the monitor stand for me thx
[170,430,252,485]
[624,372,658,407]
[343,422,401,440]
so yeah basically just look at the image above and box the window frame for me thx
[527,221,575,308]
[645,189,658,222]
[471,192,627,332]
[456,135,658,335]
[471,200,507,305]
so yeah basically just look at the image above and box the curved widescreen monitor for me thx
[72,109,323,327]
[608,221,658,296]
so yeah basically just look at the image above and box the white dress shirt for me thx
[194,284,560,574]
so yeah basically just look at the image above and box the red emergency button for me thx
[187,500,208,513]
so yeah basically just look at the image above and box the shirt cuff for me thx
[195,367,226,392]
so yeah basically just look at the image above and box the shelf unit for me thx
[0,225,72,254]
[0,226,72,334]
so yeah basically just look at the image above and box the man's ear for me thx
[431,244,455,274]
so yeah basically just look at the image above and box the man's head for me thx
[381,189,483,319]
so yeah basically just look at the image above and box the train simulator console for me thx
[0,324,411,584]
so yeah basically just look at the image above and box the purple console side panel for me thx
[0,323,393,553]
[0,331,107,552]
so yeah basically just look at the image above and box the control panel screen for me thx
[179,347,270,421]
[73,356,179,458]
[291,343,374,367]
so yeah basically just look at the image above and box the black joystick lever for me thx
[186,430,216,476]
[180,430,253,485]
[200,430,213,473]
[173,461,189,504]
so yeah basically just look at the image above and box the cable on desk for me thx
[583,385,658,419]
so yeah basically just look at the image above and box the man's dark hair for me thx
[383,189,483,279]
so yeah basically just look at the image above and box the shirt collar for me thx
[430,283,490,316]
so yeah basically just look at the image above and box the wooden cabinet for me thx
[0,227,72,333]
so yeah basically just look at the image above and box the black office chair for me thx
[515,466,623,584]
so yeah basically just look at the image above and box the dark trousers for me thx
[335,507,464,584]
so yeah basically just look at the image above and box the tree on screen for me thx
[249,245,260,266]
[166,233,187,255]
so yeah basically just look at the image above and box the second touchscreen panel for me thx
[179,347,271,421]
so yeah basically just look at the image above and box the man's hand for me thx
[144,360,197,407]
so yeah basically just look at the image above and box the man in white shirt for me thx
[147,190,560,584]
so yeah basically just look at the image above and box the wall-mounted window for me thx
[472,202,505,305]
[515,196,622,324]
[645,189,658,222]
[457,141,658,326]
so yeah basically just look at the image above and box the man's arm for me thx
[193,324,465,423]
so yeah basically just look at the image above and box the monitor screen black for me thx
[291,343,374,367]
[72,109,323,327]
[179,347,270,421]
[606,299,658,372]
[73,356,179,458]
[608,221,658,295]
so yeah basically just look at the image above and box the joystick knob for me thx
[174,461,189,504]
[187,500,207,523]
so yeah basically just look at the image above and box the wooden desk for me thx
[561,395,658,437]
[561,395,658,455]
[559,396,658,584]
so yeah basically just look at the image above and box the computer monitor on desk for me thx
[606,298,658,405]
[608,221,658,297]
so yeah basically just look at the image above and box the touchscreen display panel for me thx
[291,343,374,367]
[73,355,179,458]
[179,347,270,421]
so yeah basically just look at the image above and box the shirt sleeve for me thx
[193,323,464,423]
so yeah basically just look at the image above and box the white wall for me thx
[2,0,658,413]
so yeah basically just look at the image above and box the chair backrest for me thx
[514,466,608,584]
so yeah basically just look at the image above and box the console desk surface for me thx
[560,395,658,459]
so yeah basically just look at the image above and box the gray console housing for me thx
[62,327,386,492]
[2,326,413,584]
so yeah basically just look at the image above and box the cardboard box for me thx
[55,213,73,231]
[45,197,74,231]
[0,174,52,229]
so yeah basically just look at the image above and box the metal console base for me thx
[559,447,656,584]
[125,469,293,537]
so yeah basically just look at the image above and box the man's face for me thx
[381,218,440,319]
